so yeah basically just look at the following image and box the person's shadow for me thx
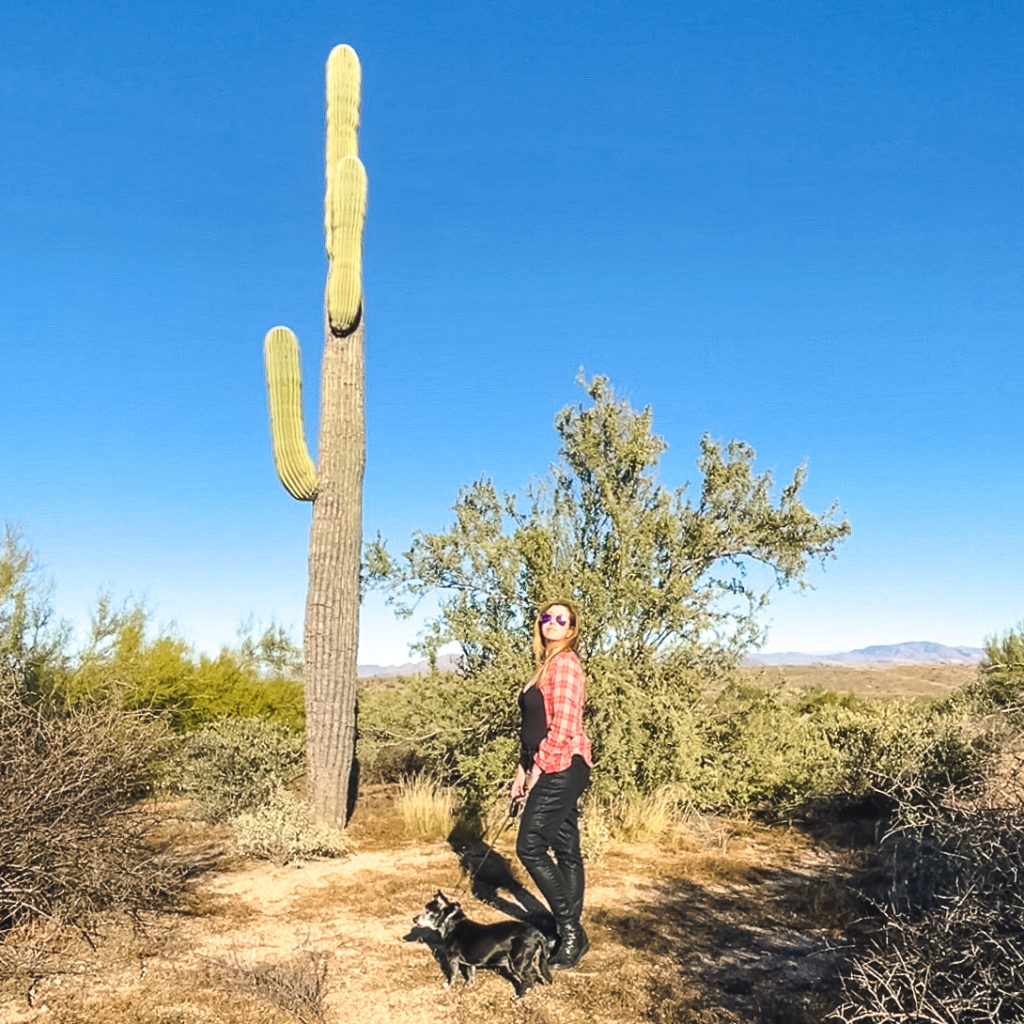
[450,838,556,942]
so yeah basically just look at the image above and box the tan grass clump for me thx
[604,786,685,843]
[396,772,457,840]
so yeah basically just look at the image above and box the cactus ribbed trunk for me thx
[304,319,364,826]
[262,45,368,827]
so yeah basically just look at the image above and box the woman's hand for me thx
[510,764,527,801]
[511,764,544,802]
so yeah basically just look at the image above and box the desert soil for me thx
[0,785,864,1024]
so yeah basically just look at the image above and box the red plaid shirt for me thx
[535,650,593,774]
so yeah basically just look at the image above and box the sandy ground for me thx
[0,788,861,1024]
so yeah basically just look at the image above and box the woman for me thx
[511,599,593,969]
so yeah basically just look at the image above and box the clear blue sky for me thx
[3,0,1021,664]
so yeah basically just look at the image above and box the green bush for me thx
[961,620,1024,710]
[821,698,994,806]
[359,665,994,817]
[586,660,705,800]
[167,717,306,822]
[61,598,304,731]
[358,667,519,807]
[695,682,846,808]
[230,790,348,863]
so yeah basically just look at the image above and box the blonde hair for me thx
[528,599,580,686]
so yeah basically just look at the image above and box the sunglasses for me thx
[539,613,569,626]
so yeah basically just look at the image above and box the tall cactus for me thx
[263,44,367,826]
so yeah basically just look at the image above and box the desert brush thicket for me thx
[0,663,181,936]
[0,525,333,928]
[829,623,1024,1024]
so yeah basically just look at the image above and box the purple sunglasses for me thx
[539,612,569,626]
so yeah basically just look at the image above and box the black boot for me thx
[549,920,589,969]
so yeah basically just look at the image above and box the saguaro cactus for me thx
[263,44,367,826]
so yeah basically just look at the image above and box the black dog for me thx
[413,891,552,997]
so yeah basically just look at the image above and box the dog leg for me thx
[441,954,458,989]
[536,944,553,985]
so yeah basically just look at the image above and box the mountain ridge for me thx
[744,641,983,667]
[358,641,984,676]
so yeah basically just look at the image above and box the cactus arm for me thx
[263,326,319,501]
[326,155,368,336]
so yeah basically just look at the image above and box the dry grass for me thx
[600,786,683,843]
[395,771,458,841]
[204,948,329,1024]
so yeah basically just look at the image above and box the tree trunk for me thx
[304,317,365,826]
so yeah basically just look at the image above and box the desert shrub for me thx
[359,660,706,807]
[959,620,1024,711]
[62,599,304,731]
[833,765,1024,1023]
[691,682,995,815]
[696,682,846,808]
[585,659,707,799]
[210,948,329,1023]
[0,668,179,932]
[360,660,994,817]
[358,667,520,807]
[0,525,69,701]
[822,697,995,808]
[167,717,305,822]
[230,790,347,864]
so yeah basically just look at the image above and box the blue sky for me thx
[2,0,1021,664]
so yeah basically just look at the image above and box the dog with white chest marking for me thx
[413,891,552,997]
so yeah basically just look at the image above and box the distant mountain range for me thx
[357,654,461,677]
[358,641,984,677]
[744,641,984,667]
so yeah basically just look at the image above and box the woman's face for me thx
[539,604,574,646]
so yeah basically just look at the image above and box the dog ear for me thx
[436,890,451,905]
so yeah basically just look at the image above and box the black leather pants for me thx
[516,755,591,925]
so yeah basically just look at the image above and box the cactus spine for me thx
[262,44,367,826]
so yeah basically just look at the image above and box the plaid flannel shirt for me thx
[535,649,593,774]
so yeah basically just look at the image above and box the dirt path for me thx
[0,790,860,1024]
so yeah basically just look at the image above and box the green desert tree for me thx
[368,374,850,675]
[970,620,1024,709]
[0,524,68,697]
[365,376,851,796]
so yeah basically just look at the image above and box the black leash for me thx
[453,798,523,896]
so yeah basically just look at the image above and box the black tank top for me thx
[518,685,548,769]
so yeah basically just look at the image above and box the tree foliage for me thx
[970,620,1024,709]
[0,526,304,730]
[63,597,305,731]
[0,525,68,698]
[367,375,850,675]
